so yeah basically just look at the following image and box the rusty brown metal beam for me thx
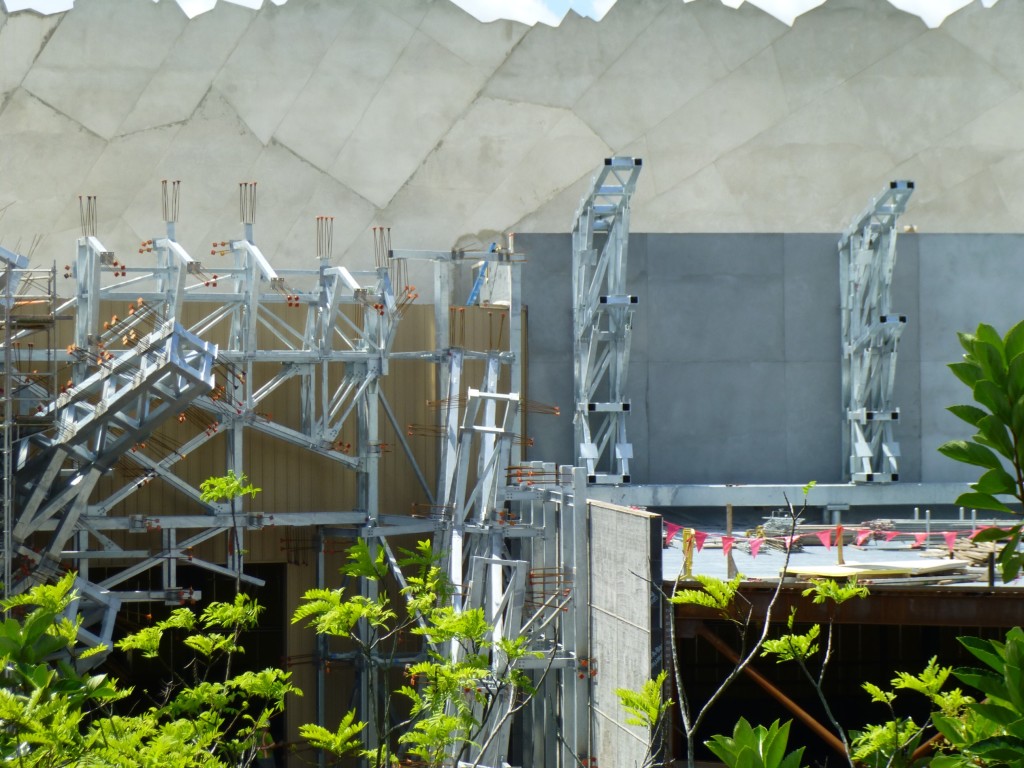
[693,622,849,758]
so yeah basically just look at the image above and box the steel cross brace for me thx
[838,180,914,482]
[11,321,216,576]
[572,157,642,485]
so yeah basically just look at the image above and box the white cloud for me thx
[884,0,974,28]
[0,0,1004,28]
[448,0,564,25]
[2,0,72,11]
[746,0,827,26]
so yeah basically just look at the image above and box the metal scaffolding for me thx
[1,185,596,767]
[572,157,642,484]
[838,180,914,483]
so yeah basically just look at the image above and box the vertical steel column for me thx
[74,236,105,385]
[505,237,524,468]
[557,467,592,767]
[572,157,642,485]
[838,181,914,483]
[2,256,13,603]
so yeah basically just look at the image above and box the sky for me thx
[0,0,1004,30]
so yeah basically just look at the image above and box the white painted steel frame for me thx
[572,157,642,485]
[838,181,914,483]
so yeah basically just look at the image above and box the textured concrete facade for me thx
[520,231,1024,487]
[3,0,1024,272]
[3,0,1024,487]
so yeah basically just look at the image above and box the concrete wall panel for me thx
[9,0,1024,271]
[522,231,1024,487]
[589,501,663,768]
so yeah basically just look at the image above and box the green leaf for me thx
[862,682,896,705]
[974,379,1012,421]
[970,734,1024,762]
[199,470,260,503]
[948,404,989,428]
[977,324,1007,357]
[972,526,1016,543]
[117,626,164,658]
[954,666,1006,700]
[705,718,805,768]
[670,574,743,616]
[970,701,1022,728]
[977,415,1015,460]
[975,339,1009,388]
[616,671,672,730]
[299,710,365,757]
[341,539,387,581]
[949,360,983,389]
[201,592,263,631]
[973,467,1018,496]
[957,635,1005,673]
[762,622,820,663]
[932,714,970,749]
[939,440,1003,470]
[958,331,979,355]
[1004,321,1024,362]
[801,577,869,605]
[953,492,1015,514]
[1008,354,1024,402]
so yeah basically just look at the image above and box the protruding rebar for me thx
[161,180,181,224]
[316,216,334,262]
[78,195,98,237]
[239,182,257,226]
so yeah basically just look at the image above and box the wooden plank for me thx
[783,559,971,578]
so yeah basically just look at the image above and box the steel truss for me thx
[838,180,914,483]
[572,157,642,484]
[2,183,407,654]
[2,185,596,767]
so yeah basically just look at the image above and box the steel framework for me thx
[838,180,914,483]
[572,157,642,484]
[1,185,598,768]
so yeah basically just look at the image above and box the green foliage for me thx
[198,470,260,504]
[850,720,924,768]
[293,538,543,767]
[854,657,963,768]
[670,573,743,616]
[940,321,1024,579]
[761,610,820,663]
[928,627,1024,768]
[616,671,672,731]
[761,580,868,666]
[341,537,388,581]
[705,718,806,768]
[299,710,366,758]
[0,572,298,767]
[292,589,395,639]
[802,577,869,605]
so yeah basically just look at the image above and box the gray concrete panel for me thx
[519,233,573,359]
[518,230,999,488]
[522,357,574,467]
[649,272,785,363]
[626,364,651,483]
[920,360,979,484]
[782,233,840,362]
[918,234,1024,362]
[784,361,841,484]
[647,233,784,277]
[625,233,649,364]
[589,502,663,768]
[647,361,787,483]
[892,360,922,482]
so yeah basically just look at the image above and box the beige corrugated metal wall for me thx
[21,299,529,757]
